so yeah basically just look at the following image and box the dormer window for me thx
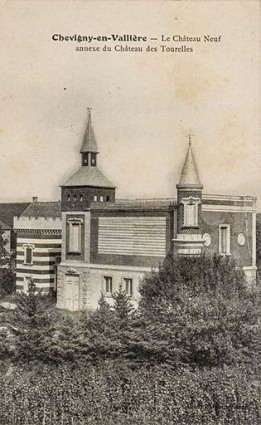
[73,195,77,202]
[181,197,200,227]
[80,195,83,202]
[67,195,71,201]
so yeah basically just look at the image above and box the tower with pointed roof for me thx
[173,137,205,255]
[57,111,116,311]
[55,117,257,312]
[61,109,116,212]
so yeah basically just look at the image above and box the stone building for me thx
[55,111,257,311]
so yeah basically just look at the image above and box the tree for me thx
[0,268,15,297]
[128,254,261,369]
[79,293,121,362]
[76,292,135,364]
[112,287,134,321]
[10,279,58,363]
[0,224,15,297]
[0,224,8,267]
[45,315,86,363]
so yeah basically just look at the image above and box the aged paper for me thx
[0,1,261,423]
[0,0,260,208]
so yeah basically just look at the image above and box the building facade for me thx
[55,112,257,311]
[14,201,62,293]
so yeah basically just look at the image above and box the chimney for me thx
[32,197,38,203]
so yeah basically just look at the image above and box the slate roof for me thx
[177,142,202,188]
[0,203,30,228]
[20,201,61,218]
[62,166,116,188]
[80,110,98,153]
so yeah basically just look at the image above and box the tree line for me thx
[0,254,260,424]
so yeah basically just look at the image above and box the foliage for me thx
[77,292,133,363]
[0,268,16,297]
[113,287,134,321]
[0,224,8,267]
[0,254,260,423]
[139,254,247,312]
[0,224,15,297]
[0,362,260,425]
[9,279,58,363]
[135,254,261,369]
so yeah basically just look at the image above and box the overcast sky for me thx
[0,0,260,209]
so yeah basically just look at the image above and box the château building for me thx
[12,110,257,310]
[55,111,256,311]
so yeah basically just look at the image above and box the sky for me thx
[0,0,260,209]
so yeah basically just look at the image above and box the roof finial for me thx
[87,107,92,118]
[186,133,194,146]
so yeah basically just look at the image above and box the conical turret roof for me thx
[177,139,203,189]
[80,109,99,153]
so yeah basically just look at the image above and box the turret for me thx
[173,136,205,256]
[61,109,116,211]
[176,136,203,235]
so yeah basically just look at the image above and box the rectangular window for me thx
[80,195,83,202]
[82,153,88,166]
[124,278,133,296]
[67,195,71,201]
[100,196,104,202]
[24,246,33,264]
[188,204,196,226]
[69,221,81,253]
[104,276,112,294]
[106,196,110,202]
[184,202,198,227]
[94,195,98,201]
[91,153,96,166]
[219,224,230,255]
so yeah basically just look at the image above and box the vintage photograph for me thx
[0,0,260,423]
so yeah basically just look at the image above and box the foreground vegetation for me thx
[1,362,260,425]
[0,254,261,424]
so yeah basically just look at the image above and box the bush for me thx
[0,254,260,423]
[0,268,15,297]
[129,255,261,369]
